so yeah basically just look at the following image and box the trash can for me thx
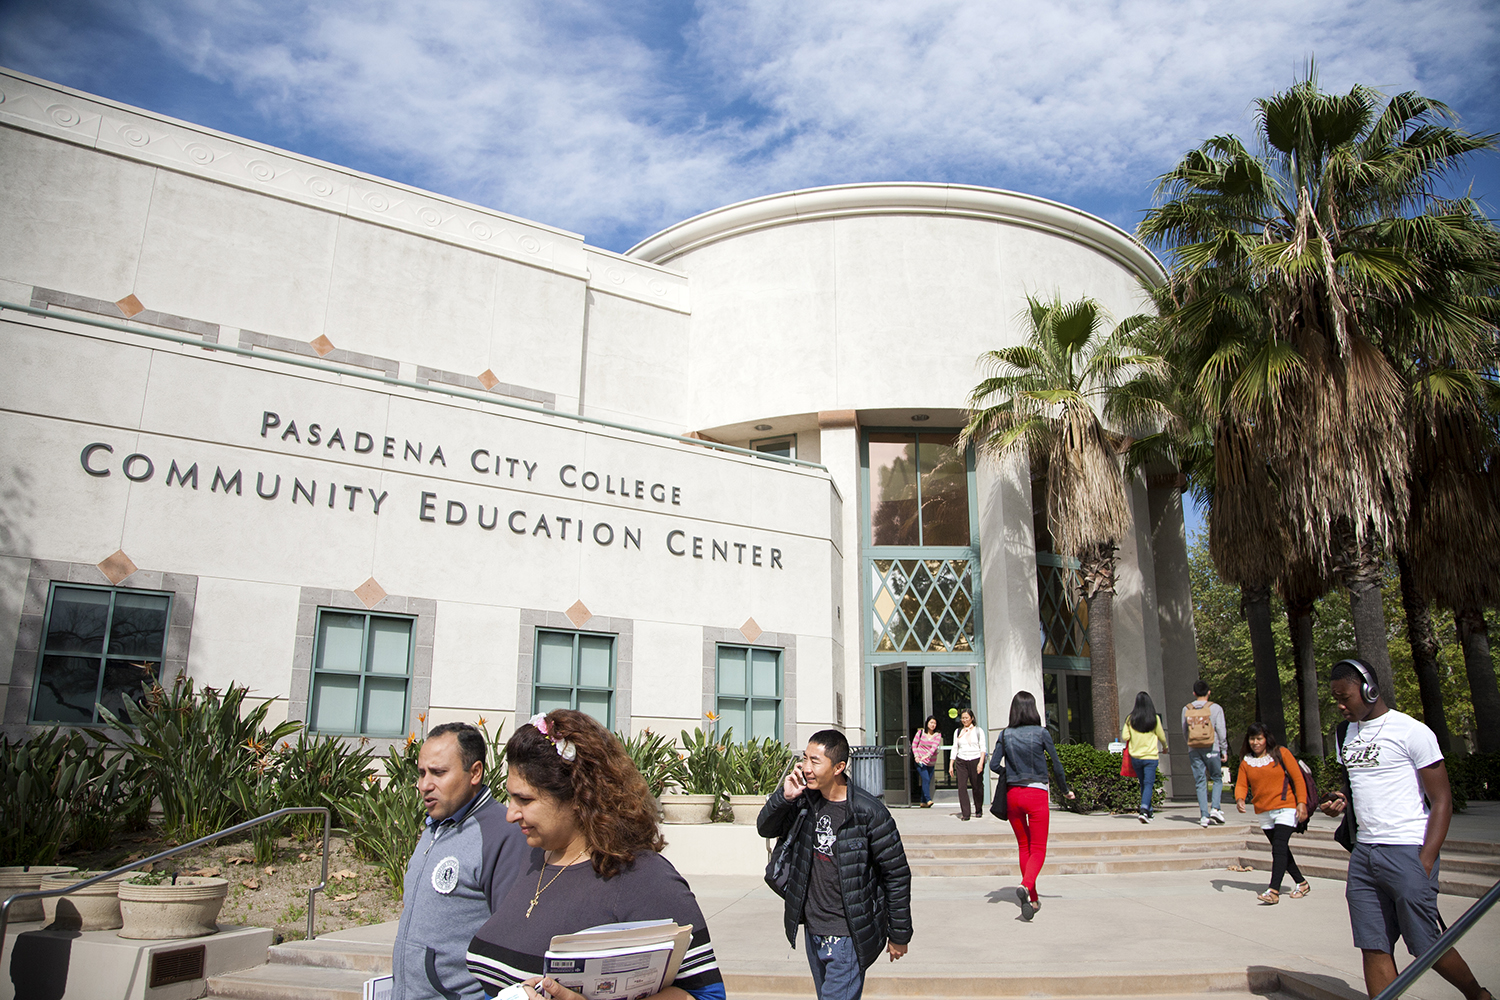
[847,745,886,799]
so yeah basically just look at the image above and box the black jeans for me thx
[1264,824,1305,891]
[954,758,983,818]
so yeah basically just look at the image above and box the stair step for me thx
[207,962,371,1000]
[269,937,393,973]
[1235,845,1498,897]
[906,840,1248,859]
[723,967,1282,997]
[911,854,1242,877]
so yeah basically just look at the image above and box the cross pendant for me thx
[526,898,537,918]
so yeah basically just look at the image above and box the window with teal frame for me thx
[1038,553,1090,670]
[32,583,171,724]
[715,645,782,740]
[533,630,615,728]
[309,609,414,735]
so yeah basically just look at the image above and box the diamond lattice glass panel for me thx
[536,632,575,685]
[317,614,366,673]
[310,674,360,732]
[751,649,779,696]
[578,636,613,688]
[46,588,110,654]
[576,690,611,727]
[868,434,920,545]
[33,654,100,723]
[107,592,170,657]
[362,677,408,736]
[717,647,746,696]
[918,433,970,545]
[367,618,412,675]
[870,557,977,653]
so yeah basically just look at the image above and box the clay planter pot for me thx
[726,794,766,825]
[117,876,229,940]
[40,871,129,931]
[0,866,78,923]
[659,792,717,824]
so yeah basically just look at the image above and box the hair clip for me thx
[528,712,577,761]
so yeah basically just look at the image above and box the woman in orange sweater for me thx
[1234,723,1309,904]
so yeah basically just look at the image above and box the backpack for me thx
[1185,702,1216,748]
[1274,747,1319,834]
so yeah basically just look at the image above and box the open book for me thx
[544,919,692,1000]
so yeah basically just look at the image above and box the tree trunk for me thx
[1456,605,1500,754]
[1397,552,1452,754]
[1081,547,1119,750]
[1342,538,1397,708]
[1286,596,1323,757]
[1243,582,1286,746]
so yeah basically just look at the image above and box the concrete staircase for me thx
[206,937,390,1000]
[903,823,1249,877]
[1236,827,1500,898]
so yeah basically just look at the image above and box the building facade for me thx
[0,69,1198,801]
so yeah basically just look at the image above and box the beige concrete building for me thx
[0,68,1197,802]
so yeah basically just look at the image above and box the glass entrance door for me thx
[927,667,976,793]
[875,662,911,805]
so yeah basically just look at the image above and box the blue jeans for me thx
[1188,747,1224,818]
[915,763,934,803]
[804,931,863,1000]
[1132,758,1158,813]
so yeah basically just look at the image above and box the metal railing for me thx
[1373,877,1500,1000]
[0,806,331,950]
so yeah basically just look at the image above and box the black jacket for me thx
[990,726,1069,795]
[756,781,912,969]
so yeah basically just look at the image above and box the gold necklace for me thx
[526,848,588,918]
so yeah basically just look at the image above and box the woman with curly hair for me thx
[466,709,725,1000]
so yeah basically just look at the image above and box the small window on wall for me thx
[32,584,171,724]
[751,435,796,460]
[309,610,413,736]
[534,630,615,728]
[715,645,782,741]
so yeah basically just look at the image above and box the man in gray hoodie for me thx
[392,722,527,1000]
[1181,681,1228,828]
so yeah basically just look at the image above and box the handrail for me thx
[0,806,331,949]
[1372,877,1500,1000]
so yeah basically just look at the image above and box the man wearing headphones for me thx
[1322,659,1490,1000]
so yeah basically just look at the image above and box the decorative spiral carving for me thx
[417,206,442,227]
[469,221,493,240]
[605,267,626,285]
[648,279,667,296]
[0,89,8,105]
[120,125,150,147]
[48,104,81,127]
[307,176,334,197]
[364,191,390,212]
[519,235,542,254]
[185,143,215,164]
[247,159,276,182]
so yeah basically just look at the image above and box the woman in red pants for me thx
[991,691,1074,921]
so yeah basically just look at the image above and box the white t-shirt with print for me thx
[1340,709,1443,846]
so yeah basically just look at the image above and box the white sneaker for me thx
[1210,809,1226,825]
[1138,811,1149,824]
[1200,816,1212,828]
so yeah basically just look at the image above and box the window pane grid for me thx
[533,630,615,729]
[310,609,413,735]
[33,584,172,725]
[715,644,782,741]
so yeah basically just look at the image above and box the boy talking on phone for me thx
[757,729,912,1000]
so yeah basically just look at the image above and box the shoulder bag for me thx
[1332,721,1357,851]
[988,731,1008,820]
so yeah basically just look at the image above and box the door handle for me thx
[896,735,908,757]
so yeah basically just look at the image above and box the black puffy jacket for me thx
[756,781,912,969]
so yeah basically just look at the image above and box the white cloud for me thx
[2,0,1496,249]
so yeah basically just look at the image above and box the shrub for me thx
[274,732,379,840]
[0,727,76,865]
[1052,743,1164,813]
[340,736,425,896]
[721,737,795,796]
[617,729,688,798]
[678,727,729,796]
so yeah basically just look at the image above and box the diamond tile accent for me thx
[565,600,592,627]
[740,617,763,643]
[116,294,145,318]
[477,369,500,390]
[310,335,335,357]
[98,550,138,585]
[354,577,387,608]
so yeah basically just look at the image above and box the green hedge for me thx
[1052,743,1165,813]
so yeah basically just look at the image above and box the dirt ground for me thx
[57,827,402,940]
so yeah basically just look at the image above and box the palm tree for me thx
[1139,70,1495,708]
[963,295,1168,747]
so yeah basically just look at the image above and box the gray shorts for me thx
[1345,843,1443,957]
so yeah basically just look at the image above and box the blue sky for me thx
[3,0,1496,261]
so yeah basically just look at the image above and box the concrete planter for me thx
[117,876,229,939]
[40,870,129,930]
[659,792,717,824]
[726,794,766,825]
[0,866,77,923]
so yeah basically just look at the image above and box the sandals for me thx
[1257,889,1279,905]
[1289,881,1312,899]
